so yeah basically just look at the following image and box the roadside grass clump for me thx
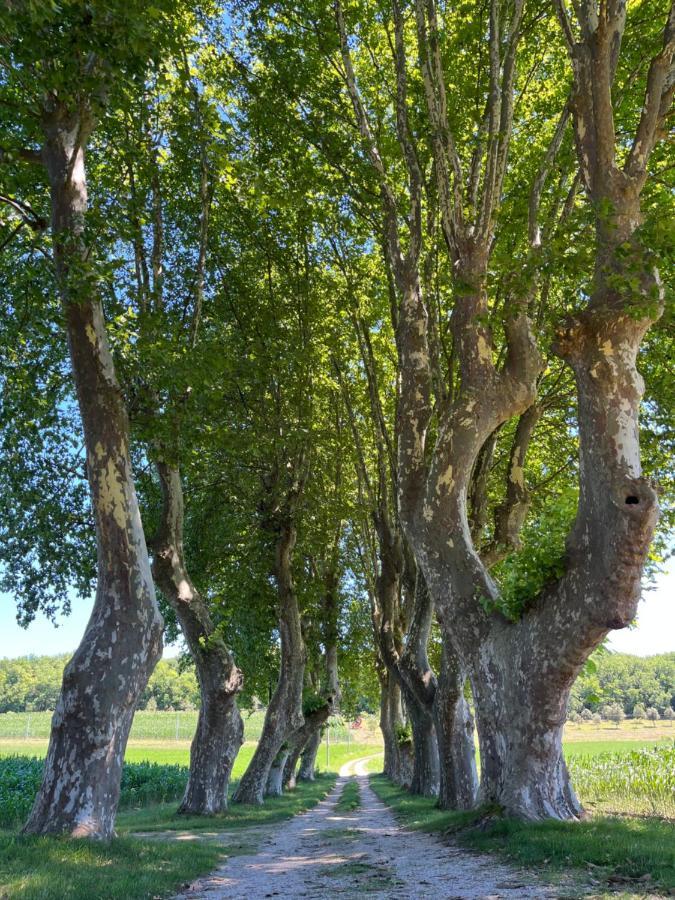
[335,780,360,813]
[370,774,675,892]
[567,744,675,817]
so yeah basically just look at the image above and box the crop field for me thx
[0,741,378,831]
[1,710,672,827]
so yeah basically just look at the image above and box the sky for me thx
[0,557,673,660]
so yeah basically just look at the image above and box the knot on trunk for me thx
[552,309,652,367]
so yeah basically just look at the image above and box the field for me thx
[2,713,671,824]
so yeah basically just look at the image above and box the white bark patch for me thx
[477,335,492,364]
[98,458,128,530]
[436,465,454,494]
[510,463,524,488]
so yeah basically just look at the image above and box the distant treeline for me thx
[1,651,673,716]
[570,652,675,716]
[0,655,199,713]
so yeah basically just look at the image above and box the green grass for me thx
[370,775,675,894]
[564,739,671,757]
[0,738,376,771]
[0,710,365,744]
[335,780,360,812]
[0,775,336,899]
[117,773,336,833]
[0,832,222,900]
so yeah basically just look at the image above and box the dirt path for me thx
[174,768,554,899]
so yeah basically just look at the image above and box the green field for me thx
[0,710,381,744]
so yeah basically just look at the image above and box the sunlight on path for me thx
[338,753,382,776]
[174,769,553,899]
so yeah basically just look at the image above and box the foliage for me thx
[0,656,200,714]
[570,652,675,716]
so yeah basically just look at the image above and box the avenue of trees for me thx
[0,0,672,838]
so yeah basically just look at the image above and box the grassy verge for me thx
[335,780,360,813]
[0,775,336,899]
[117,773,335,834]
[0,832,221,900]
[370,775,675,895]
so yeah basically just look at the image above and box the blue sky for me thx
[1,557,673,660]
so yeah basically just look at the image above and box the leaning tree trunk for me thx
[283,703,332,789]
[23,107,164,839]
[285,544,342,789]
[233,520,306,805]
[402,686,439,797]
[152,463,244,815]
[266,747,291,797]
[297,728,323,781]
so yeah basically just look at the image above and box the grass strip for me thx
[369,774,675,894]
[335,779,361,813]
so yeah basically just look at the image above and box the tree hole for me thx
[625,495,639,505]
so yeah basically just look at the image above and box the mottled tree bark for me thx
[379,670,403,782]
[266,748,291,797]
[23,106,163,839]
[283,703,332,789]
[233,512,306,805]
[297,728,322,781]
[433,644,477,810]
[399,577,440,797]
[152,463,243,815]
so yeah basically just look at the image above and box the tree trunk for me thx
[434,647,478,810]
[283,704,332,790]
[152,463,244,815]
[233,519,306,805]
[23,107,163,839]
[266,748,291,797]
[403,686,439,797]
[298,728,322,781]
[399,574,440,797]
[380,672,406,783]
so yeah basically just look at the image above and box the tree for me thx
[645,707,660,727]
[603,703,625,728]
[633,703,646,720]
[112,67,247,815]
[0,0,199,838]
[328,0,673,819]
